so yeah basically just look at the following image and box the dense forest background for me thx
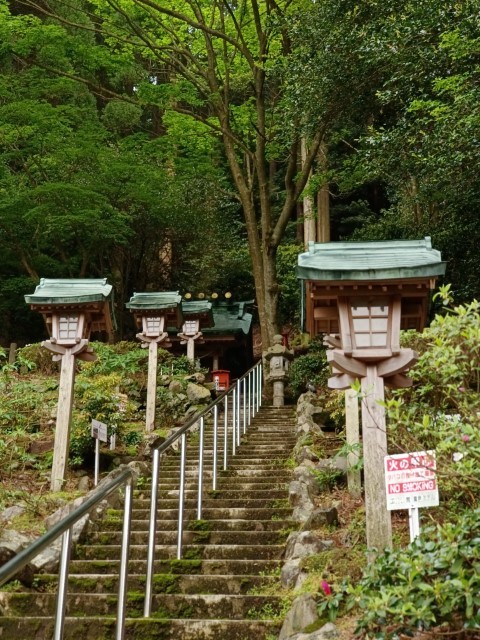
[1,0,479,344]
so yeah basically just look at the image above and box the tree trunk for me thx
[301,138,316,248]
[317,143,330,243]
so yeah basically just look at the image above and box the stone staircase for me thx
[0,406,297,639]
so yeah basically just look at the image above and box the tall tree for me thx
[0,1,242,340]
[15,0,344,347]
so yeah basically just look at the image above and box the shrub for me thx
[350,508,480,638]
[385,295,480,508]
[287,337,329,398]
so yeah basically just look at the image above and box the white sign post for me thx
[91,419,108,487]
[384,450,439,542]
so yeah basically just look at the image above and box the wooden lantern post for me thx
[126,292,182,433]
[178,301,214,362]
[25,279,113,492]
[297,238,446,551]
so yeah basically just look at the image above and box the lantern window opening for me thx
[143,316,165,337]
[51,312,86,344]
[349,297,391,350]
[183,319,200,336]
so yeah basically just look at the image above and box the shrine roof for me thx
[126,291,182,311]
[204,301,253,336]
[25,278,112,305]
[297,237,446,281]
[181,300,214,327]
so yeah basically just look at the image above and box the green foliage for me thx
[16,344,58,375]
[79,342,147,378]
[277,244,303,325]
[350,508,480,638]
[385,296,480,508]
[287,338,329,398]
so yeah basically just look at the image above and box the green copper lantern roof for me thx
[297,237,446,281]
[181,300,214,328]
[24,278,113,305]
[126,291,182,311]
[204,301,253,336]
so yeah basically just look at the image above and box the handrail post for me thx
[212,405,218,490]
[243,378,247,435]
[231,387,236,456]
[223,396,228,470]
[116,477,133,640]
[53,527,72,640]
[177,433,187,559]
[247,372,251,424]
[197,417,205,520]
[144,448,160,617]
[252,367,257,418]
[236,379,241,447]
[257,364,262,411]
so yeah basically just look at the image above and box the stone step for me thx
[134,485,289,500]
[161,457,293,467]
[133,489,289,505]
[153,469,292,480]
[0,405,296,640]
[33,572,278,595]
[76,543,284,561]
[68,558,282,575]
[88,529,288,546]
[0,592,284,619]
[0,616,282,640]
[127,498,288,511]
[98,518,294,532]
[129,507,292,520]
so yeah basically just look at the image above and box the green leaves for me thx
[351,508,480,637]
[386,297,480,507]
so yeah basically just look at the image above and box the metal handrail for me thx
[143,359,263,617]
[0,466,134,640]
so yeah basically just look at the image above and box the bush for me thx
[385,294,480,508]
[350,508,480,638]
[287,337,329,398]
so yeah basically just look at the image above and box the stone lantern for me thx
[178,301,214,362]
[126,292,182,432]
[25,278,113,491]
[263,335,293,407]
[297,237,446,550]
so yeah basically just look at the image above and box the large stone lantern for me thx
[297,237,446,550]
[126,292,183,432]
[263,335,293,407]
[25,278,113,491]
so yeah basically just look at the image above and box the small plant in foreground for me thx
[349,507,480,638]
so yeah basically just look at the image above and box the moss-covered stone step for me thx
[0,592,285,619]
[0,615,282,640]
[154,468,293,480]
[98,517,294,533]
[76,543,284,561]
[87,528,287,546]
[128,497,287,511]
[129,506,293,520]
[133,481,291,496]
[33,572,278,595]
[68,558,282,575]
[133,489,289,506]
[162,453,292,470]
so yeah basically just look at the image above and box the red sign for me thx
[384,450,439,510]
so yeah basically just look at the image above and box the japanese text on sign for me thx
[384,450,439,510]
